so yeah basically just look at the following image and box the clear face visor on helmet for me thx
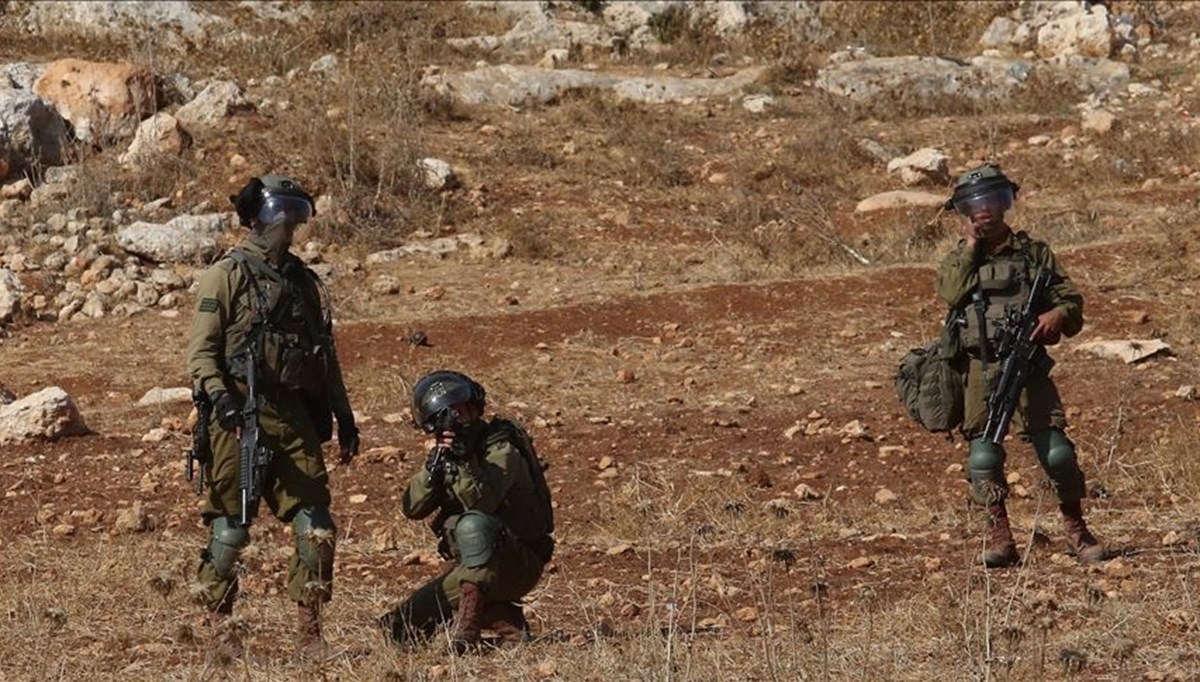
[952,185,1014,217]
[255,194,313,227]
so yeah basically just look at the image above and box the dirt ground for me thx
[3,2,1200,680]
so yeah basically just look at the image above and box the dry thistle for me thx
[43,606,67,630]
[1058,648,1087,675]
[148,573,177,598]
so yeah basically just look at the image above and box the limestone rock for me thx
[0,62,47,90]
[1036,5,1113,58]
[0,89,67,182]
[1075,339,1170,364]
[116,214,229,263]
[422,64,765,106]
[137,386,192,406]
[886,148,950,187]
[418,158,459,191]
[855,190,947,213]
[1081,109,1116,135]
[0,268,22,323]
[20,1,222,40]
[33,59,157,145]
[119,112,190,166]
[174,80,251,130]
[0,386,88,445]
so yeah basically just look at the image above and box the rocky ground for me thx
[2,1,1200,680]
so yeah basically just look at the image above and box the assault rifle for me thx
[982,268,1056,445]
[185,388,211,495]
[423,408,464,477]
[239,348,272,526]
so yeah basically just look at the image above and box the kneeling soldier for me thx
[379,370,554,653]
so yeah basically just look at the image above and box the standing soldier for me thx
[936,164,1105,568]
[379,370,554,653]
[187,174,360,659]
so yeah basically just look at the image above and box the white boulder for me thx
[0,386,88,445]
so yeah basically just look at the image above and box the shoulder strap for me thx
[487,418,554,533]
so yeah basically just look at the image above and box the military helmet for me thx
[229,174,317,228]
[946,163,1020,216]
[412,370,487,433]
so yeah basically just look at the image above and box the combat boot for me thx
[450,582,484,655]
[1060,500,1106,564]
[981,502,1020,568]
[482,601,531,644]
[208,604,244,663]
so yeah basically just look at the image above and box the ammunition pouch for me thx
[263,330,328,394]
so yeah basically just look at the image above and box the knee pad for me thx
[1031,428,1076,471]
[208,516,249,580]
[1031,428,1085,500]
[293,506,336,575]
[967,438,1006,477]
[967,438,1008,505]
[453,511,504,569]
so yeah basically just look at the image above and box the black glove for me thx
[337,418,360,464]
[211,391,240,432]
[424,445,450,478]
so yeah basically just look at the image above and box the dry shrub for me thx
[493,121,564,172]
[820,2,1017,58]
[503,213,558,262]
[233,4,482,249]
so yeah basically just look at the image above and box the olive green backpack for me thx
[895,313,965,433]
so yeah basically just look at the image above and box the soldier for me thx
[936,164,1105,568]
[187,174,360,659]
[379,370,555,653]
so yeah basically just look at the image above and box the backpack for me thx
[895,341,964,433]
[487,418,554,535]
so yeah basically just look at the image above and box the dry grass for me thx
[6,3,1200,681]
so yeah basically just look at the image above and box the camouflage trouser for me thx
[196,390,333,610]
[962,358,1085,504]
[381,532,545,645]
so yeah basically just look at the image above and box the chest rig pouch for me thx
[963,253,1032,353]
[226,249,332,397]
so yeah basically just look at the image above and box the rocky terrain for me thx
[2,1,1200,679]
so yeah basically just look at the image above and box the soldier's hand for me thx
[424,445,450,478]
[337,419,360,464]
[1030,308,1065,345]
[211,391,240,432]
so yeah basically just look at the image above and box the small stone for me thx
[794,483,822,500]
[848,556,874,569]
[597,456,614,470]
[606,544,633,556]
[535,660,558,678]
[874,488,899,505]
[783,423,802,439]
[349,494,368,504]
[1161,530,1185,546]
[52,524,76,536]
[616,369,636,384]
[734,606,759,622]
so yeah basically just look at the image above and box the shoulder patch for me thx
[198,298,219,313]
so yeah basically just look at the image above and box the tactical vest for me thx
[487,418,555,540]
[224,248,332,396]
[962,234,1044,353]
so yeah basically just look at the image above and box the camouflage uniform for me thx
[187,233,354,612]
[935,230,1086,504]
[381,419,554,646]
